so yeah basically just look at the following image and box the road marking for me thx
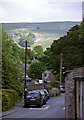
[63,107,65,110]
[29,106,50,110]
[45,106,50,109]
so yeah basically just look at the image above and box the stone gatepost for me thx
[65,67,84,119]
[65,70,75,118]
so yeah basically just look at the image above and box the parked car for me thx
[25,91,43,107]
[35,90,47,104]
[60,86,65,93]
[44,89,50,99]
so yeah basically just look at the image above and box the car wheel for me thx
[27,105,30,108]
[38,104,42,108]
[43,100,46,105]
[24,104,27,108]
[25,104,29,108]
[48,97,50,99]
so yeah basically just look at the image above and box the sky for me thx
[0,0,83,23]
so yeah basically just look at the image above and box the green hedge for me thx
[51,80,59,87]
[2,89,19,111]
[49,88,59,97]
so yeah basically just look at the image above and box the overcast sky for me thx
[0,0,83,23]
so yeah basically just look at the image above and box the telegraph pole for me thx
[24,40,27,101]
[25,40,27,86]
[59,53,62,93]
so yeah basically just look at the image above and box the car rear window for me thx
[26,93,40,98]
[40,91,45,95]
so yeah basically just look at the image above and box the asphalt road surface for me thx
[3,94,65,119]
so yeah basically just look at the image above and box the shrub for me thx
[2,92,10,111]
[2,89,19,111]
[45,85,52,91]
[50,87,58,92]
[49,87,59,97]
[51,80,59,87]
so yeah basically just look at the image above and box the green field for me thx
[2,21,80,50]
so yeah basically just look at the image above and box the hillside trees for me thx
[19,32,36,47]
[27,23,83,82]
[42,23,84,74]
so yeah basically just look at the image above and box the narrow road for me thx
[2,94,65,119]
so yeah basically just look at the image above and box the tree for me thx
[2,29,24,97]
[28,62,45,79]
[51,80,59,87]
[18,32,36,47]
[33,45,44,59]
[27,49,35,61]
[41,23,84,76]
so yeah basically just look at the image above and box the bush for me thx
[51,88,58,92]
[2,89,19,111]
[45,85,52,91]
[2,92,10,111]
[51,80,59,87]
[49,87,59,97]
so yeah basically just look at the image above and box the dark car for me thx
[36,90,47,104]
[25,91,43,107]
[60,86,65,93]
[44,89,50,99]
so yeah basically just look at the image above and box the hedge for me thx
[2,89,19,111]
[49,87,59,97]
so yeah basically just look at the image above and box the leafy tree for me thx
[33,45,44,59]
[42,23,84,75]
[18,32,36,47]
[27,49,35,61]
[51,80,59,87]
[2,29,24,97]
[28,62,45,79]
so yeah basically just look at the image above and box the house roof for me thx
[43,70,52,74]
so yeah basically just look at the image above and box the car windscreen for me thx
[44,90,48,94]
[26,93,40,98]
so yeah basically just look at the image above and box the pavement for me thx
[2,99,24,117]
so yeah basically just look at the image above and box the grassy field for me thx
[31,32,60,50]
[2,21,80,50]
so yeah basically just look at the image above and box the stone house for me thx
[65,67,84,119]
[42,70,56,83]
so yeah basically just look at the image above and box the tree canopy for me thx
[28,62,45,80]
[19,32,36,47]
[40,23,84,74]
[2,29,24,97]
[33,45,44,59]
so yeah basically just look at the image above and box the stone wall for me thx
[82,82,84,119]
[65,71,75,118]
[65,67,84,119]
[27,84,44,91]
